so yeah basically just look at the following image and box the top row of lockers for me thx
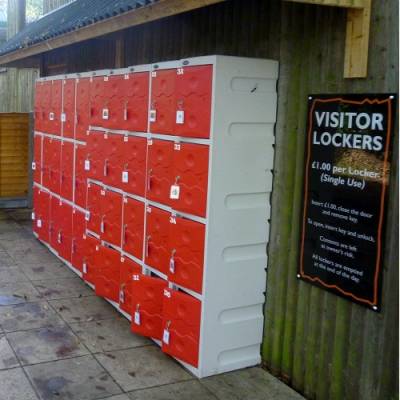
[35,62,213,140]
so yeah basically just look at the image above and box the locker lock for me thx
[57,230,62,244]
[119,284,126,303]
[100,216,105,233]
[145,235,151,257]
[163,321,171,344]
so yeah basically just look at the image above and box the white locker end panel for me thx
[199,56,278,377]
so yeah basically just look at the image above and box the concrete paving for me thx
[0,208,305,400]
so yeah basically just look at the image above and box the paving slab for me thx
[0,281,41,305]
[0,228,33,241]
[201,367,305,400]
[70,318,150,353]
[25,355,122,400]
[11,248,61,265]
[0,367,39,400]
[95,346,192,392]
[50,296,119,323]
[0,252,16,268]
[7,325,89,365]
[21,262,77,281]
[0,266,29,283]
[0,301,65,332]
[0,334,19,370]
[0,220,21,234]
[128,380,218,400]
[32,277,94,300]
[0,237,44,254]
[101,396,130,400]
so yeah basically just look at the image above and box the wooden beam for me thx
[284,0,372,78]
[344,0,371,78]
[0,0,225,66]
[284,0,366,9]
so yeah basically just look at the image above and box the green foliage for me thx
[26,0,43,22]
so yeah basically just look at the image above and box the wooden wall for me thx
[0,113,29,198]
[39,1,399,399]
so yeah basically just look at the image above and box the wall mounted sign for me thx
[299,94,396,311]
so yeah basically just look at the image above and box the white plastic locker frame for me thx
[33,55,278,378]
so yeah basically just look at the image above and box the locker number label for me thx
[36,219,42,228]
[134,311,141,325]
[61,113,66,122]
[122,171,129,183]
[102,109,109,120]
[164,289,171,298]
[85,212,90,221]
[176,110,185,124]
[163,329,170,344]
[84,160,90,171]
[177,68,184,75]
[170,185,180,200]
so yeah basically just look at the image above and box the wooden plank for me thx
[343,0,371,77]
[0,0,226,66]
[284,0,366,8]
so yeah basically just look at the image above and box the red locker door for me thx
[50,80,62,135]
[168,216,205,294]
[144,206,170,275]
[102,133,121,188]
[60,141,74,201]
[103,74,122,130]
[82,235,100,285]
[118,135,147,196]
[122,196,144,259]
[162,289,201,367]
[86,130,105,181]
[101,189,122,247]
[170,143,209,217]
[32,187,50,243]
[175,65,212,139]
[119,256,141,315]
[32,134,42,184]
[71,208,86,273]
[120,72,149,132]
[130,274,167,340]
[149,69,176,134]
[43,138,61,194]
[146,139,174,205]
[75,78,91,141]
[34,82,45,132]
[57,201,73,262]
[90,76,106,127]
[87,182,104,235]
[42,137,52,190]
[74,143,88,208]
[42,81,52,133]
[49,195,62,253]
[62,79,75,139]
[94,244,121,303]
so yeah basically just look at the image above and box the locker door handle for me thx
[100,216,105,233]
[103,159,108,177]
[57,230,62,244]
[124,101,128,121]
[122,224,127,246]
[145,235,151,257]
[147,169,152,191]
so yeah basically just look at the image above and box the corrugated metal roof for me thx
[0,0,159,56]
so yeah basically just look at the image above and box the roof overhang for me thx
[0,0,225,67]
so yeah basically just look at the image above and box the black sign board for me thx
[299,94,395,311]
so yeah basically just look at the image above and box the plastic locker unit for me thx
[71,208,86,273]
[31,56,278,379]
[60,141,74,201]
[32,187,50,243]
[49,79,62,135]
[147,56,277,377]
[62,79,75,139]
[32,134,42,184]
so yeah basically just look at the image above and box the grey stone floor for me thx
[0,208,304,400]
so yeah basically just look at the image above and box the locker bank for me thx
[0,0,397,399]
